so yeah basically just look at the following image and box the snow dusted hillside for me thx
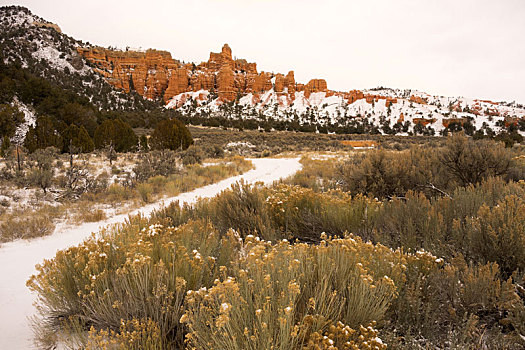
[3,6,524,137]
[0,6,160,111]
[166,88,525,136]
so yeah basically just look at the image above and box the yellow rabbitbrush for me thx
[28,219,442,349]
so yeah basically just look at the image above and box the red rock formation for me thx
[471,104,482,116]
[234,59,257,74]
[304,79,327,97]
[164,67,190,101]
[78,44,329,104]
[486,108,500,117]
[217,65,236,101]
[442,118,467,128]
[385,97,397,107]
[77,47,177,100]
[347,90,364,104]
[284,71,296,95]
[504,116,519,128]
[190,72,215,92]
[410,95,428,105]
[476,99,499,105]
[207,44,234,70]
[274,73,285,93]
[234,74,246,94]
[413,118,436,126]
[251,72,273,93]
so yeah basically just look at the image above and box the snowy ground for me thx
[0,157,301,349]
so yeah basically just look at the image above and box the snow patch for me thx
[12,99,36,145]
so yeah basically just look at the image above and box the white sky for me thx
[3,0,525,103]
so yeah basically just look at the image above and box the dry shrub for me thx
[340,146,443,199]
[387,257,525,349]
[30,213,440,349]
[27,220,241,349]
[26,150,525,349]
[289,156,341,192]
[440,133,511,186]
[182,234,412,350]
[371,191,444,252]
[339,134,516,199]
[136,183,154,203]
[266,184,379,242]
[154,181,276,241]
[87,318,163,350]
[155,182,379,243]
[72,207,107,224]
[104,183,135,203]
[0,206,59,241]
[460,195,525,278]
[303,320,386,350]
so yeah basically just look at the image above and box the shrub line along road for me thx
[0,157,301,349]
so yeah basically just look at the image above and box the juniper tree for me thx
[94,119,137,152]
[24,116,62,153]
[150,118,193,151]
[0,104,24,139]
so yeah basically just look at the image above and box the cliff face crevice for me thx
[77,44,331,103]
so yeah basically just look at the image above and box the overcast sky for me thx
[3,0,525,103]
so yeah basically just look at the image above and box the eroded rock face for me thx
[347,90,365,104]
[410,95,428,105]
[284,71,296,95]
[385,97,397,107]
[78,43,329,103]
[77,47,177,99]
[413,118,436,126]
[274,73,285,93]
[191,72,215,92]
[304,79,328,97]
[217,65,235,101]
[442,118,467,128]
[164,67,190,101]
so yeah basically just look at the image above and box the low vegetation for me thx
[27,134,525,349]
[188,125,445,157]
[0,152,252,243]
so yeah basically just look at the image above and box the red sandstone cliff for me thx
[77,44,332,103]
[79,44,438,108]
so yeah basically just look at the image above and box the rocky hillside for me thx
[78,40,525,136]
[0,6,160,112]
[169,84,525,136]
[3,5,525,137]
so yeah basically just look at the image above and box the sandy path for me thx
[0,157,301,349]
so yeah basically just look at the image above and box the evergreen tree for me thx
[61,124,94,153]
[150,118,193,151]
[24,116,62,153]
[94,119,137,152]
[0,104,25,139]
[76,125,95,152]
